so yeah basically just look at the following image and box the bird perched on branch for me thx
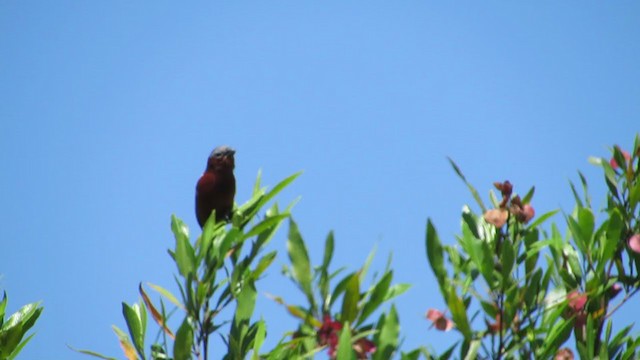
[195,145,236,228]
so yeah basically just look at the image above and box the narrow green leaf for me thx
[139,284,175,339]
[358,271,393,326]
[253,169,262,196]
[359,244,377,283]
[173,318,194,360]
[341,274,360,324]
[336,323,355,360]
[8,332,36,360]
[569,180,584,208]
[0,292,7,321]
[229,281,258,358]
[463,340,481,360]
[577,207,595,247]
[147,283,184,310]
[112,325,139,360]
[578,171,592,208]
[286,219,315,309]
[0,322,23,357]
[447,288,471,340]
[320,231,335,313]
[67,345,119,360]
[426,219,447,288]
[447,157,486,212]
[527,209,559,230]
[539,316,573,358]
[122,302,145,359]
[566,215,587,255]
[244,214,289,240]
[331,272,357,308]
[501,238,515,280]
[323,231,335,270]
[372,305,399,360]
[253,251,277,279]
[603,209,623,263]
[260,172,301,209]
[251,320,267,360]
[171,215,196,277]
[384,283,411,302]
[522,186,535,204]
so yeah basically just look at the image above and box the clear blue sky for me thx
[1,2,639,359]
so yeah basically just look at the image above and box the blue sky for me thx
[1,2,639,359]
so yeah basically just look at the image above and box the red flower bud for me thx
[610,148,631,170]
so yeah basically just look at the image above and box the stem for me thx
[605,287,640,319]
[203,300,210,360]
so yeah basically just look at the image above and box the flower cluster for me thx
[425,309,454,331]
[317,314,376,359]
[484,180,534,227]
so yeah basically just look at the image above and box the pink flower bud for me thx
[628,234,640,254]
[426,309,454,331]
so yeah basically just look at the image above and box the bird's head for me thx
[206,145,235,171]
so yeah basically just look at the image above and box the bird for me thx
[195,145,236,228]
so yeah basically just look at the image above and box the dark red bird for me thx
[195,145,236,228]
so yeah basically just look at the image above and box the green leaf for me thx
[336,322,355,360]
[527,209,559,229]
[501,238,515,280]
[603,208,623,263]
[173,318,193,360]
[322,231,335,270]
[122,302,145,359]
[358,271,393,326]
[286,218,315,310]
[461,207,481,239]
[0,292,6,321]
[0,301,42,357]
[566,215,587,255]
[228,281,258,358]
[331,272,357,308]
[252,203,287,252]
[447,288,471,340]
[564,244,583,282]
[539,316,573,358]
[359,244,377,283]
[112,325,139,360]
[384,283,411,302]
[244,214,289,240]
[251,320,267,360]
[171,215,196,277]
[0,322,23,357]
[373,305,399,360]
[341,274,360,324]
[147,283,184,310]
[240,172,301,224]
[463,340,481,360]
[7,332,36,360]
[447,158,486,212]
[67,345,119,360]
[139,284,174,340]
[569,180,584,208]
[253,251,277,279]
[320,232,335,312]
[426,219,447,289]
[522,186,535,204]
[261,172,301,209]
[577,207,595,247]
